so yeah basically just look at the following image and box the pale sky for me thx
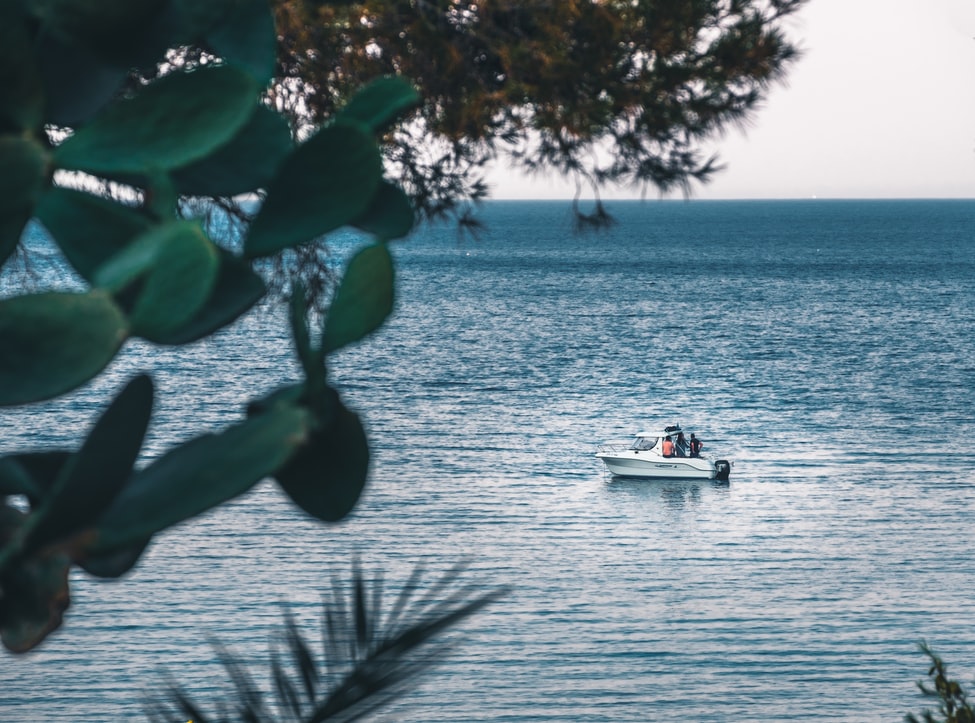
[487,0,975,200]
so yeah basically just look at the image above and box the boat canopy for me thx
[635,426,688,439]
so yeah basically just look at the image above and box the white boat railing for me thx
[596,441,635,454]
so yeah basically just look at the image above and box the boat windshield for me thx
[631,437,656,451]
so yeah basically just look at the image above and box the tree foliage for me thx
[271,0,806,221]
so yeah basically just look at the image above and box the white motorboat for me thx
[595,424,731,480]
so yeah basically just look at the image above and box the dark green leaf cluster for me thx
[907,643,975,723]
[146,563,506,722]
[0,0,418,653]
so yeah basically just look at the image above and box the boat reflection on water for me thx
[602,474,730,512]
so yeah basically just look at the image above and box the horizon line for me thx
[483,196,975,202]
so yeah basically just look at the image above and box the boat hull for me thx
[596,451,730,480]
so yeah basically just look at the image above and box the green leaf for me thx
[351,181,415,240]
[246,383,305,418]
[275,389,368,522]
[5,452,72,507]
[337,76,419,132]
[129,224,220,341]
[34,187,150,282]
[93,221,221,341]
[0,459,39,501]
[27,0,170,69]
[92,223,171,293]
[172,105,293,197]
[35,31,128,126]
[94,404,311,551]
[0,6,44,132]
[0,542,71,654]
[147,250,265,345]
[170,0,237,38]
[205,0,277,86]
[0,137,47,269]
[54,66,260,175]
[22,375,153,555]
[289,284,324,386]
[323,243,394,354]
[244,122,383,258]
[0,291,128,406]
[74,536,150,579]
[166,0,275,84]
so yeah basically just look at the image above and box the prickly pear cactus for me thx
[0,0,417,652]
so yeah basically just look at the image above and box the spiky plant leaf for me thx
[147,563,506,722]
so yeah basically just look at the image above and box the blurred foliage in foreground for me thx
[907,643,975,723]
[146,563,506,722]
[0,0,416,653]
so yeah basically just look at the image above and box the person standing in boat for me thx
[689,434,703,457]
[661,436,675,457]
[675,432,689,457]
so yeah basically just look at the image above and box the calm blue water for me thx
[3,199,975,721]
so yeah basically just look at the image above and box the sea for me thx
[2,198,975,721]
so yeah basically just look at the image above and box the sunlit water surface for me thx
[3,200,975,721]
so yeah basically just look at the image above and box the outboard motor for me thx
[714,460,731,481]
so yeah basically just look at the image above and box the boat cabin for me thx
[631,425,694,457]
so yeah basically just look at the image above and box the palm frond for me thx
[145,562,506,722]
